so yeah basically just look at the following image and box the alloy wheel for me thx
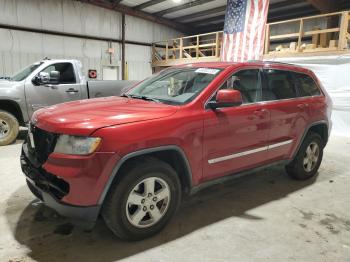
[126,177,171,228]
[303,142,320,172]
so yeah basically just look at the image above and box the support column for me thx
[122,13,126,80]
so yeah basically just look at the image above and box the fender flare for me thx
[98,145,193,205]
[0,99,25,125]
[291,120,329,160]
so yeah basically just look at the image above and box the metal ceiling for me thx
[84,0,350,33]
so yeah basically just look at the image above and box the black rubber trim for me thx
[291,120,329,160]
[190,160,289,195]
[26,178,99,229]
[98,145,193,205]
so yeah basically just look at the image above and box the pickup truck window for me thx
[41,63,76,84]
[127,68,222,105]
[11,62,43,81]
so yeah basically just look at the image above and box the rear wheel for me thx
[0,110,19,146]
[286,132,323,180]
[102,157,181,240]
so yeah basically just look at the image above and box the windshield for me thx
[127,67,223,105]
[11,62,43,81]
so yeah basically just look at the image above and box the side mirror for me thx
[48,71,60,85]
[33,71,60,86]
[208,89,243,109]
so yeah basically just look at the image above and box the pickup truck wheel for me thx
[285,132,323,180]
[102,157,181,240]
[0,110,19,146]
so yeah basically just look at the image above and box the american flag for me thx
[221,0,269,62]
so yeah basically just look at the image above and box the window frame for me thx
[290,71,323,98]
[39,62,77,85]
[205,67,263,109]
[261,68,299,102]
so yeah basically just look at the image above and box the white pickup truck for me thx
[0,59,137,145]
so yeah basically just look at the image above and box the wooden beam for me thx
[307,0,339,13]
[80,0,190,33]
[134,0,166,10]
[155,0,215,17]
[339,11,349,50]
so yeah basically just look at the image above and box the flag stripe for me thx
[220,0,270,62]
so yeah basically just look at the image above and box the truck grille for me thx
[28,124,58,165]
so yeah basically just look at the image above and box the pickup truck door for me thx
[25,62,83,118]
[202,68,271,182]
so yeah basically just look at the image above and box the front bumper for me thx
[21,143,100,229]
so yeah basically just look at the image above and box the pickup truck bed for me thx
[87,80,137,98]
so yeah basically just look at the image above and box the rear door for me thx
[25,62,83,117]
[202,68,271,181]
[262,68,309,161]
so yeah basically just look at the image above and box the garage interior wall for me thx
[0,0,181,80]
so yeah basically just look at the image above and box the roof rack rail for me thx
[247,60,296,66]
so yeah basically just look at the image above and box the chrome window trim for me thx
[204,66,324,110]
[208,139,293,164]
[263,66,324,97]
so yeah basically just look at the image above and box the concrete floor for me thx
[0,133,349,262]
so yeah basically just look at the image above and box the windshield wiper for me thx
[127,94,161,103]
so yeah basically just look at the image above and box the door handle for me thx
[66,88,79,94]
[297,103,309,110]
[253,109,269,118]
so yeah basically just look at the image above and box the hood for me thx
[0,80,16,88]
[33,96,178,136]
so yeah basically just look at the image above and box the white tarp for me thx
[272,55,350,137]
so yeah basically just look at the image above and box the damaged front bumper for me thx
[21,142,100,229]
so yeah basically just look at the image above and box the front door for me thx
[25,62,83,118]
[202,68,271,181]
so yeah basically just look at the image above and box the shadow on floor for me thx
[6,165,318,262]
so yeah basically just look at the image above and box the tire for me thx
[0,110,19,146]
[286,132,324,180]
[102,157,181,241]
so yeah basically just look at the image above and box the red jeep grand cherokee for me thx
[21,61,332,240]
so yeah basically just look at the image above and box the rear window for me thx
[292,72,321,97]
[263,69,296,100]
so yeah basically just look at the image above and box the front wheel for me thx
[286,132,324,180]
[102,157,181,240]
[0,110,19,146]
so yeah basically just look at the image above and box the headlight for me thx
[54,135,102,155]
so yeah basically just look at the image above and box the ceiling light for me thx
[172,0,182,3]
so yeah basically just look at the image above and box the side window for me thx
[263,69,296,101]
[292,72,321,97]
[214,69,261,104]
[41,63,76,84]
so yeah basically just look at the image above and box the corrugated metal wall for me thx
[0,0,181,80]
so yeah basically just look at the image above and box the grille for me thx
[28,124,58,165]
